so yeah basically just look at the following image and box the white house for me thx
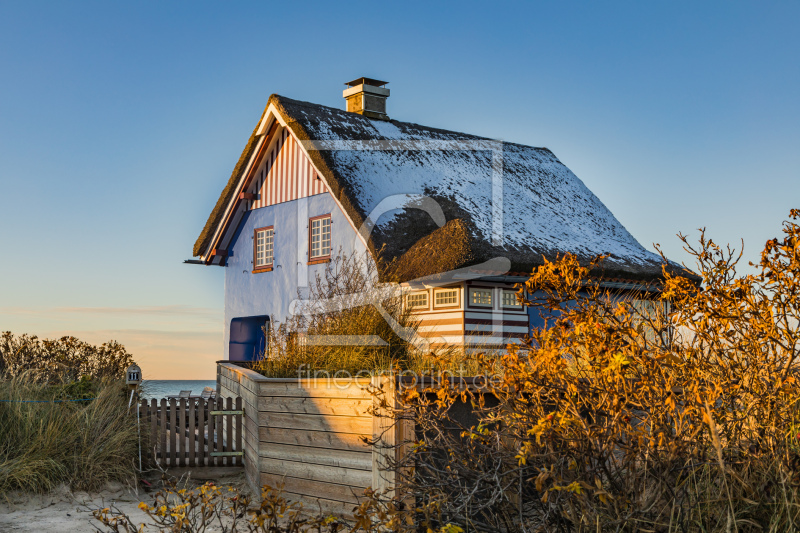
[190,78,681,360]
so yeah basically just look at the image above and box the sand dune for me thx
[0,468,248,532]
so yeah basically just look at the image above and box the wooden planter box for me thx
[217,363,409,515]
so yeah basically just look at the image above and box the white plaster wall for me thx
[223,193,371,359]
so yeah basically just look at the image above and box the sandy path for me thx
[0,468,248,533]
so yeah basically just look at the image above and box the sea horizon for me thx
[139,379,217,399]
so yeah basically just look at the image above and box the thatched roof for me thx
[193,107,268,258]
[195,95,691,283]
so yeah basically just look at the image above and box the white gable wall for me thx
[224,192,371,359]
[222,124,371,360]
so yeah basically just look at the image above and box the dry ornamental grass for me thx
[0,335,138,493]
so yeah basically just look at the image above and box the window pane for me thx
[255,229,274,267]
[502,290,520,307]
[407,292,428,309]
[435,289,459,306]
[256,231,265,266]
[470,289,492,306]
[321,218,331,256]
[310,217,331,258]
[311,219,320,257]
[264,229,274,265]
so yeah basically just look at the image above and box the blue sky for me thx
[0,1,797,378]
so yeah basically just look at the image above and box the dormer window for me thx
[253,226,274,272]
[309,214,332,262]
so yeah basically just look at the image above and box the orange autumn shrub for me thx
[388,210,800,532]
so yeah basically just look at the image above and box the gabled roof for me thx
[195,94,689,282]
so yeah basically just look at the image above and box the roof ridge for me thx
[272,94,553,152]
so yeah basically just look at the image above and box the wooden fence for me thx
[139,396,244,467]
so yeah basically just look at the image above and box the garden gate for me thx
[138,396,244,467]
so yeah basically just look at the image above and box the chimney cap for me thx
[345,77,388,88]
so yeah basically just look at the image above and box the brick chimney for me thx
[343,77,389,120]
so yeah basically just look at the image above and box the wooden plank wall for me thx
[246,128,329,210]
[218,364,374,515]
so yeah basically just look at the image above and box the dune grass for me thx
[0,375,139,493]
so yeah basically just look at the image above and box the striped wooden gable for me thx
[248,129,328,209]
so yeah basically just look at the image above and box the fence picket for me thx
[189,398,196,467]
[216,397,224,465]
[150,399,157,462]
[208,397,216,466]
[224,396,232,466]
[169,398,176,466]
[198,397,206,466]
[160,399,167,465]
[179,398,187,466]
[235,397,242,466]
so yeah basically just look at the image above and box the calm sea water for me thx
[140,380,217,399]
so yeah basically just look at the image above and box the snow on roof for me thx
[195,95,684,282]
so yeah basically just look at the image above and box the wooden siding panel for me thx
[259,457,372,488]
[257,380,372,399]
[257,396,372,417]
[257,412,371,434]
[416,329,465,337]
[287,494,357,517]
[250,129,328,210]
[259,473,363,505]
[259,442,371,471]
[259,427,370,452]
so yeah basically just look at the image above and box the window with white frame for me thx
[434,288,459,307]
[406,291,429,309]
[502,289,522,308]
[310,215,331,259]
[469,287,493,307]
[632,299,669,319]
[254,227,274,268]
[631,298,670,342]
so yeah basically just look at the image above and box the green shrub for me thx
[59,375,100,400]
[0,332,133,382]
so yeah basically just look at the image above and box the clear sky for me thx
[1,1,797,378]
